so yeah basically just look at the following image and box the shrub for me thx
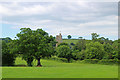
[98,59,118,65]
[83,59,99,64]
[51,56,68,62]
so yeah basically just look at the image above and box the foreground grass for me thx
[2,57,118,78]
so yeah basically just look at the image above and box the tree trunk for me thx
[68,58,70,63]
[37,58,42,67]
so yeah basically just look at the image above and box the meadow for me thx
[2,57,118,78]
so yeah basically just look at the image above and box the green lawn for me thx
[2,57,118,78]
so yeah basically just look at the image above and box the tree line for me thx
[1,28,120,66]
[56,33,119,64]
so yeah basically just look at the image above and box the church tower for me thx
[56,33,62,47]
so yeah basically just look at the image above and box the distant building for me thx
[56,33,62,47]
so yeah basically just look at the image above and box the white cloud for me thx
[0,2,118,40]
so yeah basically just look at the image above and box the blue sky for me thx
[0,1,118,40]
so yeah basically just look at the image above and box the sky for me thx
[0,1,118,40]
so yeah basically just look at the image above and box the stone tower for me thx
[56,33,62,47]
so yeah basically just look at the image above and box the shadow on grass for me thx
[13,65,27,67]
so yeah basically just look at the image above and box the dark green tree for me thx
[2,41,16,66]
[16,28,34,66]
[16,28,55,67]
[103,43,113,59]
[67,35,72,39]
[78,37,83,39]
[85,42,105,60]
[112,40,119,59]
[56,45,72,62]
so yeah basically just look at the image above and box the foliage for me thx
[57,43,69,47]
[67,35,72,39]
[98,37,113,44]
[91,33,99,41]
[83,59,99,64]
[1,29,119,67]
[2,41,16,66]
[56,45,72,62]
[73,39,86,51]
[78,37,83,39]
[51,56,68,62]
[70,43,75,46]
[72,50,85,60]
[112,40,119,59]
[15,28,56,66]
[85,42,105,60]
[103,43,113,59]
[98,59,118,65]
[0,37,11,43]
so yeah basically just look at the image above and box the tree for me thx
[72,50,85,60]
[91,33,99,41]
[16,28,55,67]
[56,45,72,62]
[112,40,120,59]
[1,37,11,43]
[73,39,86,51]
[16,28,34,66]
[67,35,72,39]
[78,37,83,39]
[85,42,105,60]
[98,37,106,44]
[98,37,113,45]
[0,40,1,66]
[2,41,16,66]
[103,43,113,59]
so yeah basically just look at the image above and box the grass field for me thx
[62,39,91,44]
[2,57,118,78]
[63,39,79,44]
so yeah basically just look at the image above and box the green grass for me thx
[62,39,91,44]
[2,57,118,78]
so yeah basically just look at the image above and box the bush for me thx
[83,59,99,64]
[98,59,118,65]
[51,56,68,62]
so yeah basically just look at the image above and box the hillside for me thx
[62,39,91,44]
[62,39,79,44]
